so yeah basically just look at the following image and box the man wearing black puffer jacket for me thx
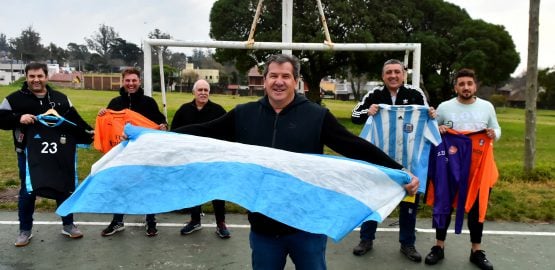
[174,54,420,270]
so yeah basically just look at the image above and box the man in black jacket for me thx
[170,79,229,239]
[174,54,419,270]
[99,68,167,237]
[0,62,94,247]
[351,59,436,262]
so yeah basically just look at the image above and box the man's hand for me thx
[438,125,450,134]
[367,104,379,116]
[98,108,107,116]
[159,123,168,131]
[485,128,496,139]
[403,171,419,196]
[19,114,36,125]
[428,106,437,119]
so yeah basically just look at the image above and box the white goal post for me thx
[142,39,421,118]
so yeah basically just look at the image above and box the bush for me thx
[489,94,507,108]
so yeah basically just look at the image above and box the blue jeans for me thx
[360,194,420,246]
[250,230,327,270]
[17,152,74,231]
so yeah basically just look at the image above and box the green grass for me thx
[0,85,553,222]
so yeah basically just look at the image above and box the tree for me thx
[67,43,90,71]
[152,64,178,91]
[9,26,46,62]
[86,24,119,59]
[209,0,519,104]
[0,33,9,52]
[525,0,540,172]
[538,68,555,109]
[110,38,142,66]
[46,43,67,64]
[148,28,172,64]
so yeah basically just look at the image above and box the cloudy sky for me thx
[1,0,552,76]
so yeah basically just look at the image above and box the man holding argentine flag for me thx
[173,54,419,270]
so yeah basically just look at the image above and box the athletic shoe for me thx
[424,246,445,265]
[62,224,84,238]
[101,221,125,236]
[146,222,158,237]
[401,245,422,262]
[469,249,494,270]
[14,230,33,247]
[180,221,202,235]
[216,222,231,239]
[352,239,373,256]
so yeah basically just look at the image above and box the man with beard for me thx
[424,68,500,270]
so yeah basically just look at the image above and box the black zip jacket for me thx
[174,94,403,236]
[0,82,93,151]
[351,84,426,124]
[107,87,167,124]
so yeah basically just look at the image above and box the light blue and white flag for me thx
[57,124,411,241]
[359,104,441,193]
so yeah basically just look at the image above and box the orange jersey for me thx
[425,130,498,223]
[464,131,498,223]
[94,109,160,153]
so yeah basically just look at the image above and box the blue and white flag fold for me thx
[57,124,411,241]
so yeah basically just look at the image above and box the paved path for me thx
[1,212,554,270]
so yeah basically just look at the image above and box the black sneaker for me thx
[469,250,494,270]
[146,222,158,237]
[101,221,125,236]
[180,221,202,235]
[400,245,422,262]
[424,246,445,265]
[352,239,373,256]
[216,222,231,239]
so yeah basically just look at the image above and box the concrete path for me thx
[1,212,553,270]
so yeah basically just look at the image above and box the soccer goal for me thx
[142,39,422,118]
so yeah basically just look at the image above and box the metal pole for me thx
[282,0,293,55]
[158,48,168,121]
[411,44,421,88]
[143,43,152,97]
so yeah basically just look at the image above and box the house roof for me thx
[248,66,262,77]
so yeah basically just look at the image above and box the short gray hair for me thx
[192,79,210,91]
[382,59,406,74]
[263,54,301,80]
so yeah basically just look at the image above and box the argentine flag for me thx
[57,124,411,241]
[360,104,441,193]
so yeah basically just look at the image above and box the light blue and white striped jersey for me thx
[360,104,442,193]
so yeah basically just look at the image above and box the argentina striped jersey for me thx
[360,104,442,193]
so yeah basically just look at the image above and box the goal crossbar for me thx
[142,39,421,96]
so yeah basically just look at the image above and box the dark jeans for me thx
[190,200,226,223]
[435,194,484,244]
[360,194,420,246]
[112,213,156,224]
[250,230,327,270]
[17,152,74,231]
